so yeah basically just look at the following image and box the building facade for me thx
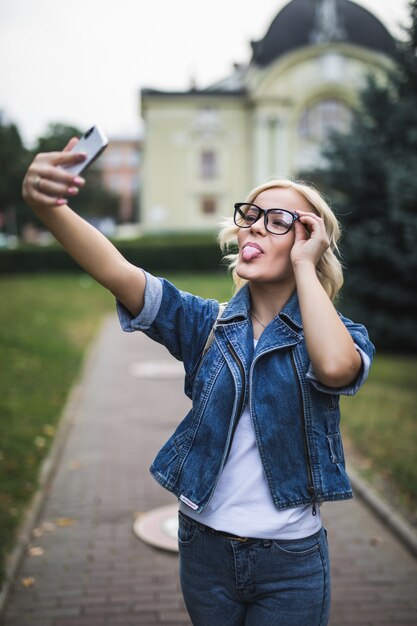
[140,0,396,232]
[99,137,142,224]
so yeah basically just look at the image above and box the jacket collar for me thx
[220,283,303,334]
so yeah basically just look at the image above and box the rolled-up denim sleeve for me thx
[115,270,219,378]
[116,270,163,332]
[306,343,371,396]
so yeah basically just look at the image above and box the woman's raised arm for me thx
[291,211,362,388]
[22,138,145,317]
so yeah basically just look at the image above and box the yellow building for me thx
[140,0,395,232]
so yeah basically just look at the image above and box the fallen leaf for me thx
[33,521,56,537]
[34,436,46,449]
[67,459,83,471]
[370,536,383,546]
[55,517,76,527]
[28,547,44,557]
[21,577,36,588]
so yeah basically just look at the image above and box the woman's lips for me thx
[242,243,263,261]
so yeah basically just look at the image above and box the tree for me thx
[33,124,119,221]
[0,119,31,236]
[310,0,417,352]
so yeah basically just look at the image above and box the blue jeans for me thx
[178,511,330,626]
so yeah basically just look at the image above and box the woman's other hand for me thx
[290,211,330,269]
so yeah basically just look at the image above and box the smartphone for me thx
[62,125,109,176]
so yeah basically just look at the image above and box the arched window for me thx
[298,99,352,142]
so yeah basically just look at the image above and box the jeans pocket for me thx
[272,531,321,557]
[178,512,198,546]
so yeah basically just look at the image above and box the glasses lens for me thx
[234,204,260,228]
[266,210,294,234]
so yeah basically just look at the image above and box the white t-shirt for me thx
[180,341,322,539]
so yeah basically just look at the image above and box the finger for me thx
[298,216,330,251]
[294,214,312,237]
[30,186,68,207]
[63,137,79,152]
[298,214,325,234]
[37,163,86,186]
[35,176,80,198]
[293,218,309,241]
[34,150,87,173]
[296,211,323,225]
[54,150,87,167]
[296,209,322,218]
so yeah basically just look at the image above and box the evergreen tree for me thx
[314,0,417,352]
[0,120,31,237]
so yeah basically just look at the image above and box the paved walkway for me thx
[2,316,417,626]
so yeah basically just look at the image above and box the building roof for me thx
[251,0,397,66]
[141,0,397,100]
[141,86,246,98]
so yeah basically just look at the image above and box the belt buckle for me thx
[225,534,248,542]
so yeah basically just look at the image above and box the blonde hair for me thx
[218,179,344,302]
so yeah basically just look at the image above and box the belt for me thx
[181,513,254,543]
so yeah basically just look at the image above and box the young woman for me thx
[23,138,374,626]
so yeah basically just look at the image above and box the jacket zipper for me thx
[203,341,246,510]
[225,342,246,461]
[291,352,317,516]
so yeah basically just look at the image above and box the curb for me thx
[0,318,106,620]
[348,463,417,558]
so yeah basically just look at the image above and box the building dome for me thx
[251,0,396,66]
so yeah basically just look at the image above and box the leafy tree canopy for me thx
[0,120,32,237]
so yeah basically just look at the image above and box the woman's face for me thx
[236,187,314,286]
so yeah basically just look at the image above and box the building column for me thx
[253,113,270,186]
[273,113,291,178]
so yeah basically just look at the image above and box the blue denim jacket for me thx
[117,271,374,513]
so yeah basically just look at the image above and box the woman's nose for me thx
[250,214,268,235]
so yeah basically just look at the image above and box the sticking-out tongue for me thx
[242,245,262,261]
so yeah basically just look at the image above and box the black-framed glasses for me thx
[234,203,299,235]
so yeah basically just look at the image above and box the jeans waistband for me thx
[179,511,261,543]
[179,510,324,544]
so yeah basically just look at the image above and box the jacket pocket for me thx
[327,394,339,411]
[151,428,190,479]
[326,433,344,464]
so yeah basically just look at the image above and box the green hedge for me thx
[0,236,231,275]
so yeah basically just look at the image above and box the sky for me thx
[0,0,411,147]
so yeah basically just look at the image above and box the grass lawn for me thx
[0,271,416,586]
[341,355,417,519]
[0,274,114,584]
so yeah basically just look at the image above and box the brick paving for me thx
[2,315,417,626]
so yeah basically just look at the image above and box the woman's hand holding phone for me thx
[22,126,108,211]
